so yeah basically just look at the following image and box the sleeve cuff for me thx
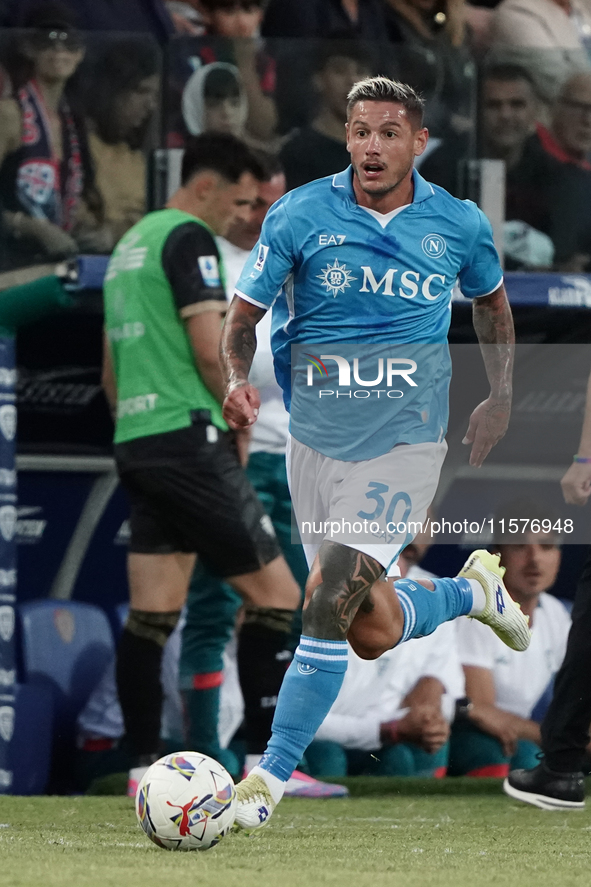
[235,289,270,311]
[471,276,505,299]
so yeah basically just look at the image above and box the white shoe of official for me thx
[234,772,276,832]
[458,549,531,652]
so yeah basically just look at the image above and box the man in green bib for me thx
[102,133,300,795]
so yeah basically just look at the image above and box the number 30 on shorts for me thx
[357,482,412,526]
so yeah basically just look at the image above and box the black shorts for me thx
[114,412,281,578]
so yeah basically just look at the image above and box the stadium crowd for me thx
[1,0,590,796]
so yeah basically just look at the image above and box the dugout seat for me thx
[18,600,114,792]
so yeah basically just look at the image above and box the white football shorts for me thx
[287,436,447,577]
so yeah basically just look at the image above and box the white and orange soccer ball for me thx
[135,751,237,851]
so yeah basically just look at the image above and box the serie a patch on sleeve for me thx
[198,255,221,287]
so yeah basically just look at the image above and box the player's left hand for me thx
[462,396,511,468]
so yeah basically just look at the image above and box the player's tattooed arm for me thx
[303,542,384,640]
[466,284,515,467]
[220,296,266,429]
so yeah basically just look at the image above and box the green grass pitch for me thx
[1,779,590,887]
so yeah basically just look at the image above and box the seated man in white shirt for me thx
[449,513,571,778]
[304,544,465,778]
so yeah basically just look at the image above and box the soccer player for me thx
[220,77,531,829]
[102,133,300,795]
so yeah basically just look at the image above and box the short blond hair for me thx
[347,76,425,128]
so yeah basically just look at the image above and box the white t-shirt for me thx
[217,237,289,454]
[314,567,465,751]
[456,592,571,718]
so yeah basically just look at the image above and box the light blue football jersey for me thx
[235,167,503,461]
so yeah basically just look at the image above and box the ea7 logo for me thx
[319,234,346,245]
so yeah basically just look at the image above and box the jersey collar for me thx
[331,166,435,209]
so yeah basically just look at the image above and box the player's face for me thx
[346,101,427,198]
[553,76,591,157]
[207,171,259,236]
[498,536,561,599]
[228,172,285,249]
[482,79,537,153]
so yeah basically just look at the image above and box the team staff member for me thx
[102,133,300,795]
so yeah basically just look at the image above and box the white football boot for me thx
[234,773,276,832]
[458,549,531,652]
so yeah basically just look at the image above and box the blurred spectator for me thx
[449,527,570,778]
[279,41,373,190]
[539,71,591,169]
[197,0,277,141]
[0,3,95,266]
[74,38,160,254]
[3,0,175,45]
[382,0,477,139]
[182,62,248,138]
[421,64,560,268]
[261,0,388,40]
[490,0,591,105]
[536,71,591,270]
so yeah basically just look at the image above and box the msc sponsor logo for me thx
[360,266,446,300]
[421,234,447,259]
[317,259,356,297]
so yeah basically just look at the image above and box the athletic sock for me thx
[257,636,348,784]
[467,578,487,615]
[394,576,474,643]
[116,628,164,760]
[181,673,223,757]
[238,609,293,755]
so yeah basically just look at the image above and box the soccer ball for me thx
[135,751,237,851]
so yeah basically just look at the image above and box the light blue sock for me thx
[259,636,348,782]
[395,576,473,643]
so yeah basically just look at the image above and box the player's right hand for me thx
[222,381,261,430]
[561,461,591,506]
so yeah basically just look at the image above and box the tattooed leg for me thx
[303,541,405,657]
